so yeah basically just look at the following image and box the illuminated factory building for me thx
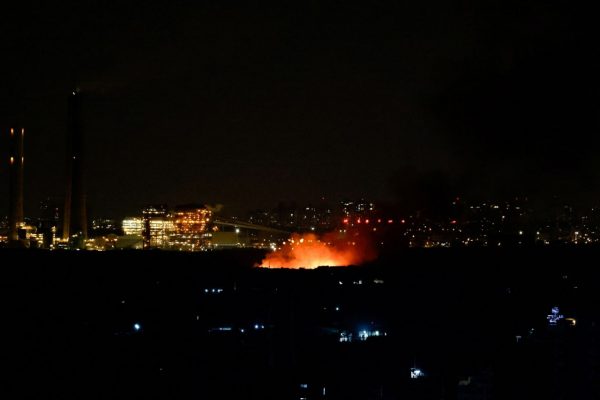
[170,205,212,251]
[142,205,172,249]
[140,205,212,250]
[122,217,144,236]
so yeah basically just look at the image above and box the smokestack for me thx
[62,89,88,241]
[8,126,24,241]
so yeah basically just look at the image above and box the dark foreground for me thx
[2,248,599,399]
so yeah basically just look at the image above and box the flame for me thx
[260,232,376,269]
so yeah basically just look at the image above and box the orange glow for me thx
[173,208,212,234]
[260,232,376,269]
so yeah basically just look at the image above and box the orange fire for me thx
[260,232,376,269]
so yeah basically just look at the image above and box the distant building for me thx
[139,204,213,250]
[142,205,171,249]
[169,204,212,251]
[92,218,119,233]
[122,217,144,236]
[38,198,60,248]
[248,200,335,231]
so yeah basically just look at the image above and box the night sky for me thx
[1,1,598,219]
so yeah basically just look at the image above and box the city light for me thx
[411,368,425,379]
[547,307,564,325]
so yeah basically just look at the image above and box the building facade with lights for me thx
[169,204,212,251]
[141,204,212,250]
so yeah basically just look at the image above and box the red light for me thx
[389,219,394,224]
[450,220,457,224]
[365,219,370,224]
[377,219,381,223]
[343,218,349,224]
[400,219,405,224]
[357,218,361,224]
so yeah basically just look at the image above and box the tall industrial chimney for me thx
[62,89,88,241]
[8,126,24,241]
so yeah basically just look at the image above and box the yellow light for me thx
[10,128,14,135]
[10,156,14,165]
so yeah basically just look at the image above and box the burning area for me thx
[260,231,377,269]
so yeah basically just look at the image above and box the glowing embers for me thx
[260,231,376,269]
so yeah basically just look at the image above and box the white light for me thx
[411,368,424,379]
[133,323,141,331]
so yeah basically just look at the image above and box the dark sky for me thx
[1,1,598,219]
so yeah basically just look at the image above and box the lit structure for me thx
[62,89,88,243]
[169,204,212,251]
[122,217,144,236]
[38,198,60,248]
[411,367,425,379]
[140,204,212,250]
[92,218,117,231]
[547,306,564,325]
[8,126,25,241]
[142,205,172,248]
[338,327,386,343]
[173,205,211,234]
